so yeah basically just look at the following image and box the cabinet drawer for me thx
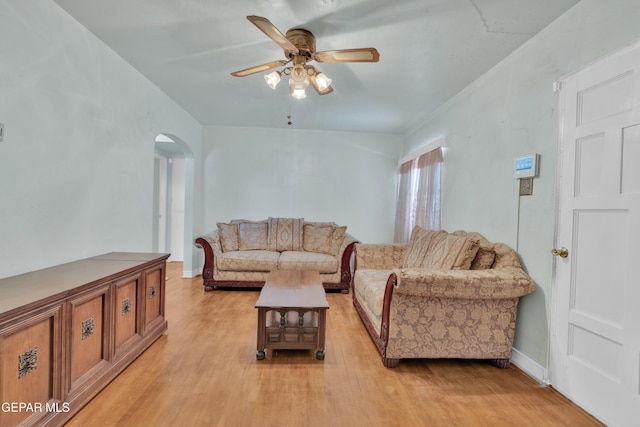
[0,305,63,427]
[68,286,110,392]
[113,273,142,358]
[143,265,165,333]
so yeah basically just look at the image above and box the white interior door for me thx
[551,42,640,426]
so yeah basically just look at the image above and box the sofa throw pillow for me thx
[403,226,446,268]
[267,217,304,252]
[217,222,239,252]
[238,221,269,251]
[470,246,496,270]
[451,230,496,270]
[330,225,347,256]
[423,233,480,270]
[303,223,335,255]
[303,222,347,256]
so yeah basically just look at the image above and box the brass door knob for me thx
[551,247,569,258]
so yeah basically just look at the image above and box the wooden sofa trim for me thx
[351,272,399,368]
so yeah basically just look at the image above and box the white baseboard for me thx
[182,267,201,279]
[511,348,549,385]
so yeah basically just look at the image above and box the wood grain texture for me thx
[65,262,604,427]
[256,270,328,308]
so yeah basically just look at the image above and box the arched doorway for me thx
[153,133,195,276]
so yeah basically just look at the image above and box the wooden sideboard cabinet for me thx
[0,252,169,427]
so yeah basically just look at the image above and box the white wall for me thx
[0,0,202,278]
[402,0,640,369]
[201,126,402,243]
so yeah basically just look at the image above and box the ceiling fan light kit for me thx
[314,73,332,91]
[289,61,309,99]
[231,15,379,99]
[264,71,282,89]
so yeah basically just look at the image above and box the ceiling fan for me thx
[231,15,380,99]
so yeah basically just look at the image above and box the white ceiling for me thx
[53,0,580,134]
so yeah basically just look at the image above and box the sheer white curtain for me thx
[393,147,442,243]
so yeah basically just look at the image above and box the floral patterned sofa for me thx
[195,218,358,292]
[352,226,535,368]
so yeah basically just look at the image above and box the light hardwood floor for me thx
[66,262,603,427]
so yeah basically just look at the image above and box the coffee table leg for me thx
[256,308,266,360]
[316,308,327,360]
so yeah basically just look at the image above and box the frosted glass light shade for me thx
[315,72,332,91]
[290,87,307,99]
[264,71,281,89]
[289,64,308,99]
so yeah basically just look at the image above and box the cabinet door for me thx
[0,305,63,427]
[113,273,142,358]
[67,285,110,393]
[142,264,165,335]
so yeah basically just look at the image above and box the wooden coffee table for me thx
[255,270,329,360]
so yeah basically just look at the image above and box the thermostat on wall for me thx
[513,153,539,179]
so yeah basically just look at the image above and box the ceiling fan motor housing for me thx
[285,28,316,59]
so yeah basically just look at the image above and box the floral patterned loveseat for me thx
[195,218,358,292]
[352,226,535,368]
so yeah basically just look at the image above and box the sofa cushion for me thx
[216,250,280,272]
[471,247,496,270]
[267,217,304,252]
[305,222,347,256]
[403,226,446,268]
[277,251,338,273]
[238,221,269,250]
[217,222,239,252]
[330,225,347,256]
[303,223,335,255]
[423,233,480,270]
[354,269,391,318]
[452,230,490,245]
[451,230,496,270]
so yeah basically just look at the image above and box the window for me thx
[393,147,442,243]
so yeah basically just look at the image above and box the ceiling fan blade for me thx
[313,48,380,63]
[247,15,299,55]
[230,59,289,77]
[308,74,334,95]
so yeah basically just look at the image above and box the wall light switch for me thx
[0,122,4,142]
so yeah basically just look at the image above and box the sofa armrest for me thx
[340,233,359,254]
[355,243,406,270]
[194,229,223,286]
[196,228,222,249]
[392,267,535,300]
[338,233,359,284]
